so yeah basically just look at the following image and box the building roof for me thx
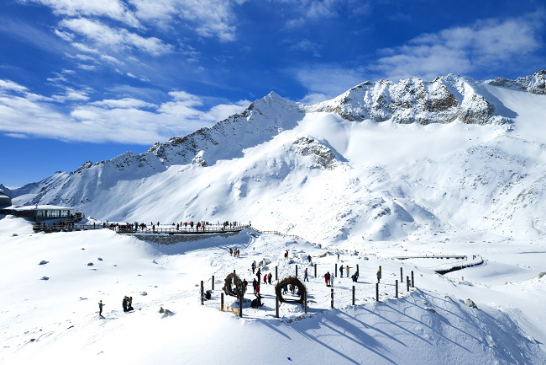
[10,205,74,211]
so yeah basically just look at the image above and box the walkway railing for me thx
[126,225,249,234]
[33,222,251,234]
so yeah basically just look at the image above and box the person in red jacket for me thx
[263,273,267,284]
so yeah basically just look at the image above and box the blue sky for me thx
[0,0,544,187]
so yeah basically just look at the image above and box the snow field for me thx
[1,217,545,364]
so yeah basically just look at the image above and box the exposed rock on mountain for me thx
[307,75,509,125]
[487,70,546,95]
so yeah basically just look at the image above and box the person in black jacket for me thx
[98,300,105,316]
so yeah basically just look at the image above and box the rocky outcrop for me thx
[307,75,508,125]
[487,70,546,95]
[292,137,337,169]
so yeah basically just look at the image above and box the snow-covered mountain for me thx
[8,71,546,243]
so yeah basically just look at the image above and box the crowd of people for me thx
[98,248,375,317]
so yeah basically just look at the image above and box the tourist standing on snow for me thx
[346,265,350,278]
[340,265,344,278]
[229,248,233,256]
[324,272,330,286]
[307,255,312,263]
[127,297,133,311]
[255,281,261,298]
[268,272,272,284]
[284,250,289,260]
[251,261,256,274]
[98,300,105,316]
[263,273,268,284]
[376,268,381,283]
[122,296,128,312]
[256,268,261,282]
[304,268,309,282]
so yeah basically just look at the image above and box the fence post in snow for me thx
[352,285,355,305]
[239,294,243,318]
[376,283,379,302]
[395,280,398,298]
[335,263,338,277]
[275,294,279,318]
[304,291,308,314]
[296,265,298,277]
[331,288,334,309]
[212,275,214,290]
[411,271,414,288]
[356,264,359,273]
[314,264,317,278]
[200,281,204,305]
[406,276,410,292]
[221,293,224,311]
[275,266,278,281]
[400,267,403,283]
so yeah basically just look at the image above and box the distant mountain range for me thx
[6,70,546,243]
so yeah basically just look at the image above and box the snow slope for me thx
[1,217,545,365]
[6,72,546,245]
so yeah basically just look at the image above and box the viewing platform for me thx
[33,222,248,235]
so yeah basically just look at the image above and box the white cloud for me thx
[71,42,100,54]
[373,15,543,80]
[286,39,321,57]
[60,18,173,56]
[208,99,251,121]
[0,79,28,93]
[129,0,239,41]
[4,132,29,139]
[77,64,97,71]
[168,90,203,106]
[52,88,91,102]
[92,98,156,109]
[25,0,243,42]
[54,29,74,41]
[0,81,250,144]
[278,0,371,28]
[300,92,328,104]
[101,55,123,65]
[23,0,141,27]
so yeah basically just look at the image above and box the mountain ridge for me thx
[5,71,546,243]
